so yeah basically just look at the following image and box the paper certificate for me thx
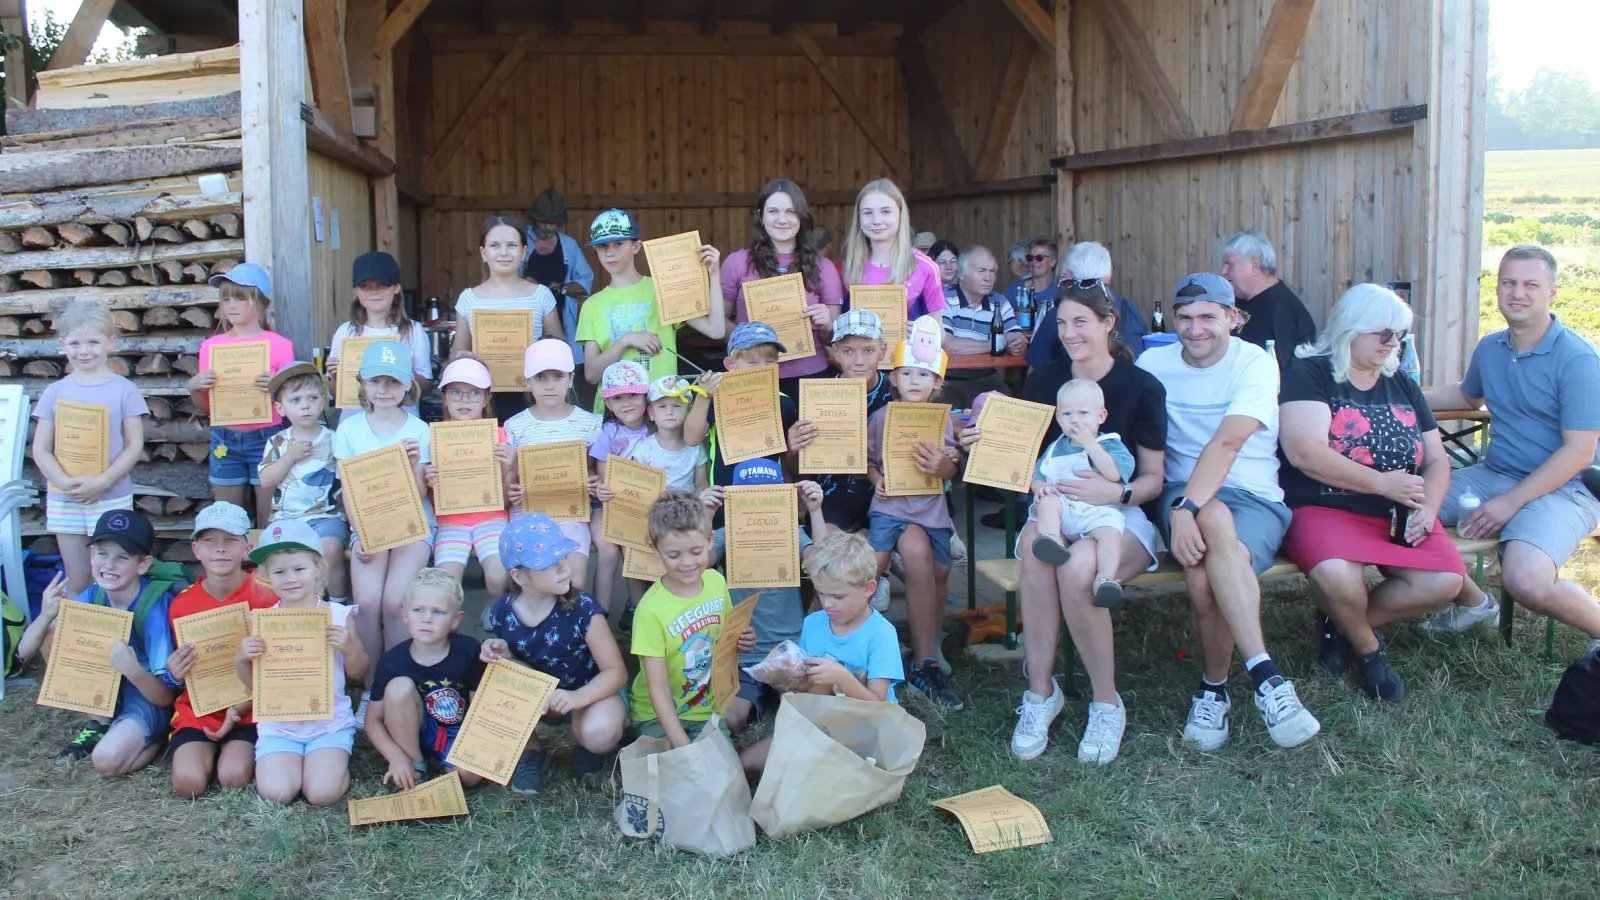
[171,603,251,717]
[208,339,274,427]
[848,285,908,370]
[349,771,469,826]
[882,402,953,497]
[798,379,867,474]
[963,396,1056,493]
[339,443,430,553]
[711,594,758,713]
[601,456,667,553]
[473,309,536,392]
[251,606,334,722]
[335,336,381,409]
[742,273,814,363]
[430,420,505,516]
[446,660,560,785]
[516,441,590,523]
[712,364,786,465]
[643,230,710,325]
[37,601,132,717]
[51,399,110,484]
[933,786,1053,854]
[723,485,800,589]
[622,546,666,582]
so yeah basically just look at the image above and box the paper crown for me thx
[892,315,948,377]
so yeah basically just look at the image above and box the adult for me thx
[929,240,960,306]
[1137,273,1320,752]
[1024,241,1147,367]
[452,214,564,421]
[519,188,595,369]
[1277,284,1463,702]
[1006,241,1030,283]
[1219,230,1316,379]
[938,246,1025,409]
[1419,245,1600,644]
[841,179,947,319]
[1003,237,1057,325]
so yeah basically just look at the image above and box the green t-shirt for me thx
[628,569,730,724]
[575,277,678,410]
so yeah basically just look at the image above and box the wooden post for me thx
[1,0,26,109]
[45,0,114,70]
[1053,0,1074,250]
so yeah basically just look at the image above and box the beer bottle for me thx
[1151,300,1164,333]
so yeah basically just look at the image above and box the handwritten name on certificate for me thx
[209,340,274,427]
[516,441,590,523]
[712,364,786,465]
[52,399,110,483]
[723,485,800,589]
[711,594,758,713]
[643,231,709,325]
[799,379,867,474]
[601,456,667,553]
[963,396,1055,494]
[430,420,505,516]
[252,606,334,722]
[349,771,469,826]
[37,602,132,717]
[447,660,560,784]
[473,309,536,392]
[848,285,908,370]
[882,402,953,497]
[339,443,430,553]
[172,603,251,717]
[335,336,381,409]
[741,273,814,363]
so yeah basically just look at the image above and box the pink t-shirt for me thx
[857,250,947,320]
[198,331,297,430]
[721,249,845,379]
[436,424,510,527]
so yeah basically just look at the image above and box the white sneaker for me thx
[1254,677,1321,748]
[889,552,906,583]
[1010,678,1064,761]
[353,694,370,730]
[870,576,891,612]
[1182,690,1231,751]
[1417,593,1499,634]
[950,533,969,568]
[1077,696,1126,764]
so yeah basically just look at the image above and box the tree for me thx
[1503,69,1600,150]
[29,8,144,70]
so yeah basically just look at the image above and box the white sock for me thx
[1243,652,1271,671]
[329,595,350,605]
[1475,592,1495,610]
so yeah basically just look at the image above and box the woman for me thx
[959,283,1166,765]
[841,179,946,319]
[1278,284,1463,702]
[930,240,960,305]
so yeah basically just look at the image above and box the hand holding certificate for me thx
[741,273,814,363]
[349,771,470,826]
[473,309,536,392]
[798,379,867,474]
[251,606,334,722]
[51,399,110,484]
[430,420,505,516]
[882,402,954,496]
[711,594,758,713]
[446,660,560,784]
[712,365,786,465]
[172,603,251,717]
[643,230,710,325]
[516,441,590,522]
[848,285,908,370]
[601,456,667,553]
[339,443,430,553]
[335,336,381,409]
[209,340,274,427]
[962,396,1055,493]
[37,601,132,717]
[723,485,800,589]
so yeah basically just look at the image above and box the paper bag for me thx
[750,693,926,839]
[614,715,756,856]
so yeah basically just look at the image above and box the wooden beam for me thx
[344,0,379,110]
[999,0,1055,50]
[0,142,243,194]
[431,182,1054,211]
[899,42,974,184]
[426,32,897,57]
[6,92,240,135]
[372,45,399,254]
[907,174,1055,203]
[134,33,231,56]
[46,0,116,70]
[0,284,216,315]
[698,0,721,35]
[1229,0,1317,131]
[793,34,909,182]
[373,0,432,57]
[0,238,242,274]
[975,30,1037,181]
[0,193,243,230]
[5,114,239,151]
[303,0,353,132]
[301,102,395,175]
[904,0,961,39]
[1,0,28,109]
[1084,0,1195,140]
[1053,0,1075,249]
[628,0,650,36]
[419,33,535,191]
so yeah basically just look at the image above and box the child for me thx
[480,513,629,794]
[450,215,564,421]
[189,264,297,525]
[739,532,904,774]
[1028,379,1137,607]
[635,376,710,495]
[589,360,654,616]
[365,568,485,791]
[424,356,514,608]
[840,179,947,320]
[629,492,754,748]
[164,502,278,798]
[867,316,963,710]
[31,299,148,595]
[327,251,434,424]
[258,360,350,605]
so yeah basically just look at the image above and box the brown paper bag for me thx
[614,716,756,856]
[750,693,927,839]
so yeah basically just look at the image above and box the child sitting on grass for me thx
[258,360,350,605]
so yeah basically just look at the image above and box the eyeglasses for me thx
[1026,254,1055,263]
[446,388,486,402]
[1372,329,1409,345]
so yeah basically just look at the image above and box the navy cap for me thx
[352,251,401,287]
[90,510,155,557]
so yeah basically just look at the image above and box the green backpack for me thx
[1,592,24,679]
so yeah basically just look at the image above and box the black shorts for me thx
[168,724,258,755]
[822,493,872,535]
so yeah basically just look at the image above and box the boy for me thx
[629,492,755,748]
[19,510,179,776]
[165,501,279,798]
[257,360,349,604]
[365,567,486,790]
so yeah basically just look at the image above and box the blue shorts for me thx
[209,425,274,486]
[1440,464,1600,569]
[1157,483,1291,575]
[255,726,357,760]
[867,513,953,567]
[113,681,172,746]
[419,716,461,767]
[306,516,349,543]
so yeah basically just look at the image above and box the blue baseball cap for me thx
[499,513,581,571]
[587,208,640,247]
[359,340,413,385]
[731,459,784,486]
[1172,272,1236,309]
[727,320,787,354]
[209,262,273,301]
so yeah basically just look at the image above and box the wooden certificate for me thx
[208,340,274,427]
[339,443,430,553]
[171,603,251,717]
[723,485,800,589]
[742,272,814,363]
[712,364,786,465]
[516,441,590,523]
[622,546,666,582]
[799,379,867,474]
[882,402,953,497]
[643,230,710,325]
[335,335,381,409]
[349,771,470,826]
[963,396,1056,494]
[601,456,667,553]
[251,606,334,722]
[472,309,536,392]
[848,285,908,369]
[711,594,758,713]
[446,660,560,785]
[37,601,132,717]
[429,420,505,516]
[51,399,110,483]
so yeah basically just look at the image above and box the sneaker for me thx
[1009,677,1064,761]
[617,604,636,634]
[950,534,968,567]
[1417,593,1499,634]
[480,603,494,631]
[1360,632,1406,702]
[909,659,963,710]
[1092,577,1124,609]
[1077,696,1127,765]
[353,694,370,730]
[571,746,606,777]
[54,721,108,763]
[1315,614,1351,675]
[870,576,891,612]
[889,552,906,584]
[1254,676,1321,747]
[1030,534,1071,566]
[509,748,551,795]
[1182,690,1231,751]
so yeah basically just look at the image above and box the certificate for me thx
[51,399,110,484]
[798,379,867,474]
[335,336,381,409]
[339,443,430,553]
[622,546,666,582]
[712,364,786,465]
[882,402,953,497]
[516,441,590,523]
[848,285,908,370]
[642,230,709,325]
[472,309,536,392]
[251,606,334,722]
[711,594,758,713]
[963,396,1056,493]
[446,659,560,785]
[741,273,814,363]
[349,771,469,826]
[429,420,505,516]
[171,603,251,717]
[37,601,132,717]
[208,339,274,427]
[723,485,800,589]
[601,455,667,553]
[932,786,1053,854]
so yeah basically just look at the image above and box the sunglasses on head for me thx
[1026,254,1054,263]
[1061,277,1106,292]
[1373,328,1409,345]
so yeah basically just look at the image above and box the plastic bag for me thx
[744,640,810,692]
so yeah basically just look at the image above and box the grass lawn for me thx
[1485,149,1600,211]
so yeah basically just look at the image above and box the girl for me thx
[841,179,947,320]
[236,519,368,806]
[326,250,434,424]
[929,240,960,306]
[633,376,709,495]
[32,300,148,594]
[189,264,297,525]
[480,512,627,794]
[588,360,654,617]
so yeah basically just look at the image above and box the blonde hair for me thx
[842,179,916,285]
[727,344,781,365]
[218,281,274,333]
[260,547,328,598]
[1056,378,1106,409]
[357,374,422,411]
[406,567,464,610]
[53,299,117,339]
[804,532,878,587]
[648,490,713,544]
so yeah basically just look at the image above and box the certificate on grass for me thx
[251,606,333,722]
[335,336,381,409]
[601,456,667,553]
[446,660,560,785]
[742,273,814,363]
[712,365,786,465]
[799,379,867,474]
[51,399,110,484]
[882,402,953,497]
[963,396,1055,494]
[711,594,758,713]
[643,230,709,325]
[340,443,429,553]
[517,441,590,523]
[349,771,469,826]
[623,546,666,582]
[473,309,536,392]
[171,603,251,717]
[208,339,273,427]
[37,601,131,717]
[430,420,505,516]
[723,485,800,589]
[933,786,1053,854]
[848,285,908,370]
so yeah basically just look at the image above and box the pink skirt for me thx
[1281,506,1466,576]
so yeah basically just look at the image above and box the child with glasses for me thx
[423,356,516,608]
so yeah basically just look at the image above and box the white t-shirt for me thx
[454,285,557,336]
[630,434,708,493]
[505,405,603,448]
[255,601,356,740]
[328,321,433,424]
[333,411,434,520]
[1136,337,1283,503]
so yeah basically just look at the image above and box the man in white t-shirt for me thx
[1136,272,1320,753]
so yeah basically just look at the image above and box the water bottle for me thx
[1016,282,1034,332]
[1265,339,1277,366]
[1400,334,1421,383]
[1456,489,1481,537]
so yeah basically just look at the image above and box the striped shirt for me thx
[505,405,603,449]
[453,285,558,337]
[940,288,1022,341]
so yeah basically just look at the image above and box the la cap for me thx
[359,340,413,385]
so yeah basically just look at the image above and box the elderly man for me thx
[1026,241,1147,367]
[1219,230,1316,378]
[1005,236,1058,318]
[939,245,1025,410]
[520,188,595,368]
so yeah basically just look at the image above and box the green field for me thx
[1481,149,1600,344]
[1485,149,1600,211]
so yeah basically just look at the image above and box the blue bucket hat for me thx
[499,512,581,571]
[727,320,787,354]
[209,262,273,301]
[587,208,640,247]
[359,340,413,385]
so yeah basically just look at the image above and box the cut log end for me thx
[209,258,239,276]
[172,354,199,375]
[134,353,172,375]
[135,496,166,517]
[97,269,131,286]
[141,306,180,327]
[106,357,130,376]
[130,266,165,286]
[21,317,47,334]
[149,225,184,244]
[73,269,96,285]
[209,212,241,237]
[20,270,61,289]
[180,219,212,241]
[21,360,60,377]
[20,226,54,249]
[178,306,213,328]
[146,397,173,420]
[112,309,143,333]
[102,222,133,246]
[0,317,17,337]
[134,216,154,242]
[56,223,104,247]
[181,262,209,284]
[0,232,21,253]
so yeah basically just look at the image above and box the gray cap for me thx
[1171,272,1235,309]
[192,501,252,538]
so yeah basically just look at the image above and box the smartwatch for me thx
[1119,486,1133,506]
[1170,495,1202,516]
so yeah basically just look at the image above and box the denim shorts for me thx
[208,426,273,486]
[113,682,173,746]
[255,725,357,760]
[867,513,953,567]
[306,516,349,543]
[1157,483,1292,575]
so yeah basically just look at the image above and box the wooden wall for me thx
[306,152,374,343]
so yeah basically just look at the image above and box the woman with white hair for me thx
[1277,284,1464,702]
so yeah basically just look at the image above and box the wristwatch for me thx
[1170,495,1202,516]
[1120,486,1134,506]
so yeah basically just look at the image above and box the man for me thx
[939,245,1025,410]
[1419,245,1600,643]
[1007,241,1030,282]
[1005,237,1058,321]
[1025,240,1147,367]
[1136,272,1321,751]
[1219,230,1316,378]
[520,187,596,368]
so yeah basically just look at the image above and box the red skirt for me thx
[1281,505,1466,576]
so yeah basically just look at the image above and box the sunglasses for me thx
[1372,329,1409,345]
[1026,254,1055,263]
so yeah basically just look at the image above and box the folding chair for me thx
[0,385,33,703]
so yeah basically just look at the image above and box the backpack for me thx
[1546,648,1600,744]
[1,592,24,678]
[88,560,191,646]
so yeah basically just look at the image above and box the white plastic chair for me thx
[0,384,31,702]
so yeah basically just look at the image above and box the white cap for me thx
[191,501,252,538]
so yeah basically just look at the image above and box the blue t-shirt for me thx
[1462,315,1600,482]
[485,590,605,691]
[797,609,904,704]
[73,578,176,678]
